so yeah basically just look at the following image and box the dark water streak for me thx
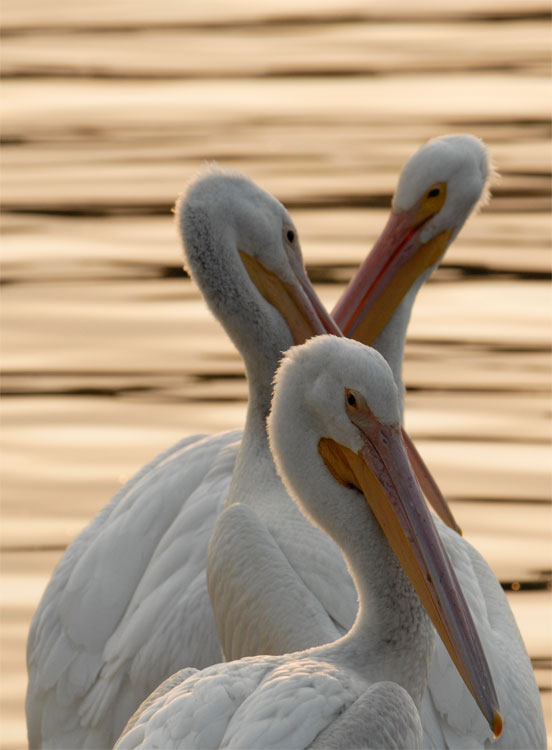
[2,7,550,37]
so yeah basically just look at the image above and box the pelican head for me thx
[393,134,491,239]
[271,336,400,471]
[269,335,502,739]
[333,134,492,343]
[176,167,338,380]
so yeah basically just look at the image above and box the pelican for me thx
[332,134,546,748]
[114,336,501,750]
[26,167,342,749]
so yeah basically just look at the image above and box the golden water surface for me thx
[1,1,551,747]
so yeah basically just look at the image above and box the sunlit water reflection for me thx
[1,2,551,747]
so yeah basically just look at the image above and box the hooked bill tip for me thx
[493,711,503,739]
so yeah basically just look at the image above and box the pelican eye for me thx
[416,181,447,224]
[286,229,295,243]
[346,391,357,408]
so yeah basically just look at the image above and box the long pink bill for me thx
[320,410,502,738]
[330,207,458,533]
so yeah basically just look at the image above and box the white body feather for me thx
[26,431,239,748]
[115,657,422,750]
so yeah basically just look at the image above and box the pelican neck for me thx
[228,365,287,509]
[372,272,430,422]
[316,501,434,708]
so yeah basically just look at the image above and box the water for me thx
[1,2,551,747]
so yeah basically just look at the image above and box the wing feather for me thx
[422,520,546,749]
[208,504,346,660]
[26,430,240,749]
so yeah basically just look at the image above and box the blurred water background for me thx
[1,1,551,747]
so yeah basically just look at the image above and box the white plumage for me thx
[333,135,546,749]
[26,137,545,749]
[208,136,545,748]
[26,167,339,748]
[26,431,240,748]
[116,657,422,750]
[419,521,543,749]
[114,336,499,750]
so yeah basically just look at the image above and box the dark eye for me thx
[286,229,295,243]
[427,187,440,198]
[347,392,357,407]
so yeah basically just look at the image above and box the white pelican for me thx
[332,135,546,749]
[115,336,502,750]
[26,167,342,749]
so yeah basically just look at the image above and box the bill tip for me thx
[493,711,503,739]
